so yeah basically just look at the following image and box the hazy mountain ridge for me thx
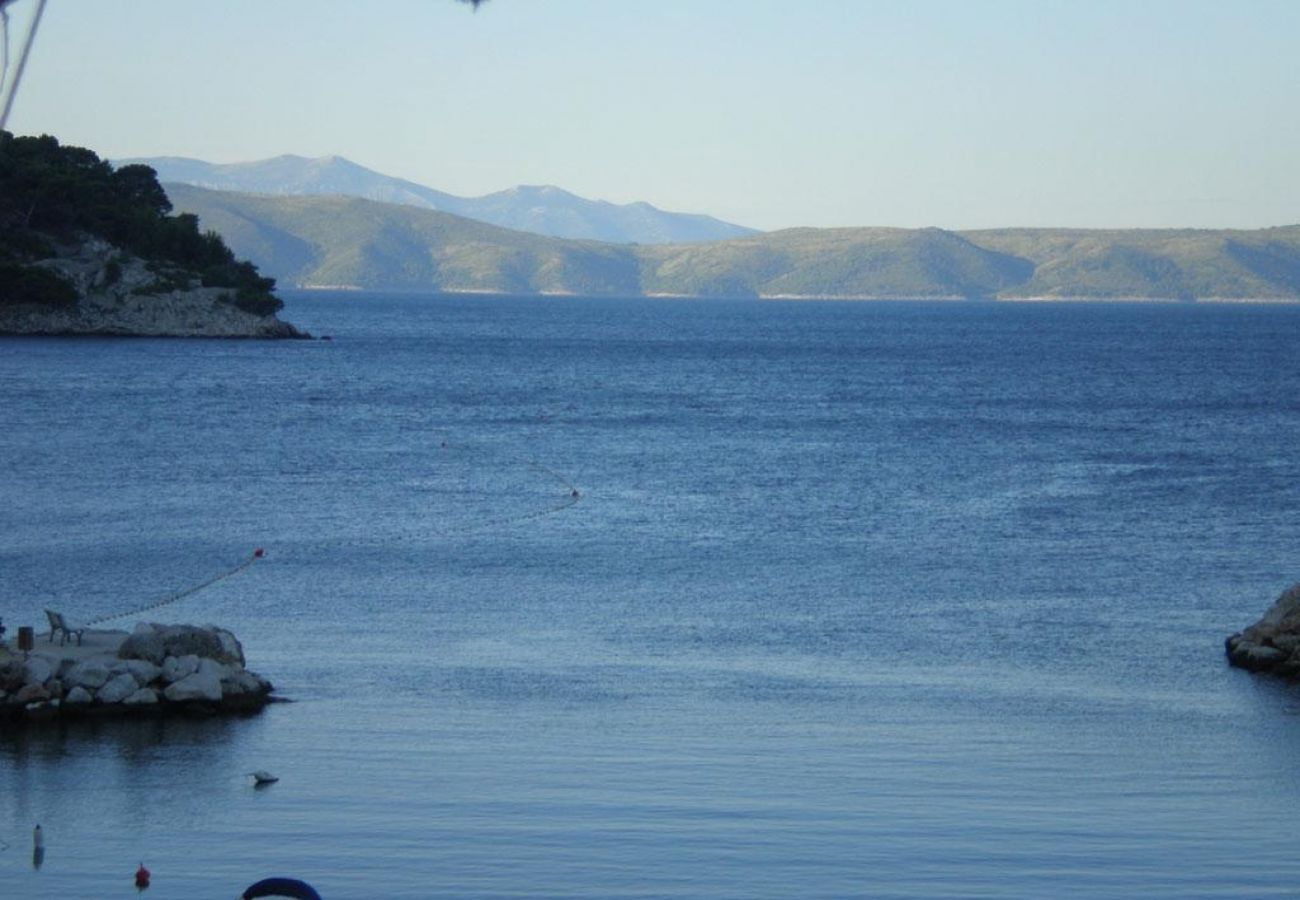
[164,184,1300,301]
[125,154,756,245]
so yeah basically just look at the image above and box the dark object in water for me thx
[241,877,322,900]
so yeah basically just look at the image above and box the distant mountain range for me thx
[164,183,1300,301]
[120,154,757,245]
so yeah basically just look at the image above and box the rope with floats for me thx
[84,548,266,627]
[432,449,581,534]
[346,442,582,544]
[72,448,581,625]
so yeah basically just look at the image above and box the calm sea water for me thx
[3,292,1300,899]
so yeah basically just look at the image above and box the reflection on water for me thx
[1,714,266,827]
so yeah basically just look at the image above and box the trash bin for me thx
[17,626,34,651]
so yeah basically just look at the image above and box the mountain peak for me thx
[132,154,758,244]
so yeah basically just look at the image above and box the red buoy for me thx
[253,548,265,559]
[135,863,151,889]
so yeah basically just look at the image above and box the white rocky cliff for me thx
[0,236,306,338]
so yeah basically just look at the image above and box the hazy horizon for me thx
[4,0,1298,232]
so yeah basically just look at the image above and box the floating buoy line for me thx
[83,549,267,628]
[69,444,581,626]
[307,441,583,547]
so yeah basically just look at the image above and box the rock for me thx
[1272,633,1300,655]
[206,626,247,669]
[123,624,245,667]
[161,654,200,684]
[197,658,232,682]
[1227,638,1287,672]
[23,656,55,686]
[220,668,273,698]
[123,688,159,706]
[117,628,167,665]
[66,660,112,690]
[64,686,94,705]
[161,626,226,661]
[1258,583,1300,630]
[0,235,308,339]
[15,684,50,704]
[1227,583,1300,677]
[111,659,162,685]
[96,672,139,705]
[1,663,23,692]
[163,669,223,703]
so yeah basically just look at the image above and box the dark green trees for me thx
[0,131,279,313]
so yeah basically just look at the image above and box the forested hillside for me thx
[0,132,281,315]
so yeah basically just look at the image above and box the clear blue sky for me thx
[6,0,1298,231]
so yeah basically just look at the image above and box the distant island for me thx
[0,133,305,338]
[166,181,1300,302]
[118,153,758,245]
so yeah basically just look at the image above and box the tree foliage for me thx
[0,261,78,309]
[0,131,280,312]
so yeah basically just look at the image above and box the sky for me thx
[4,0,1298,232]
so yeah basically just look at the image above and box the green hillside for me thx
[968,227,1300,300]
[166,184,1300,301]
[165,184,641,295]
[639,227,1033,298]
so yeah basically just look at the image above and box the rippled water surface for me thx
[3,293,1300,898]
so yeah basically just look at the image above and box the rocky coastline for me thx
[0,622,276,723]
[0,236,308,339]
[1225,584,1300,677]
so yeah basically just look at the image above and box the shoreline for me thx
[285,286,1300,304]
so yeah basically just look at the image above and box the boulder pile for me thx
[0,622,274,723]
[1225,584,1300,677]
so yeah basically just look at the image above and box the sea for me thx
[2,291,1300,899]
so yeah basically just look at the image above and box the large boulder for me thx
[96,672,139,705]
[119,624,245,668]
[163,668,223,703]
[117,625,167,665]
[1,659,24,692]
[222,669,272,698]
[161,654,200,684]
[123,687,159,706]
[23,655,56,687]
[1227,583,1300,675]
[65,660,112,691]
[206,625,247,668]
[64,686,94,705]
[197,658,232,682]
[14,684,50,704]
[112,659,161,685]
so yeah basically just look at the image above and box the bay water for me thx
[3,292,1300,898]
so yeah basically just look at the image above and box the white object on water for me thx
[248,770,279,785]
[33,824,43,849]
